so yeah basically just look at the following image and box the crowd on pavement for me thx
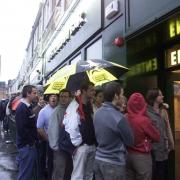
[0,80,174,180]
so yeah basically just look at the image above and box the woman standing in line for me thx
[146,88,174,180]
[126,93,160,180]
[93,88,104,113]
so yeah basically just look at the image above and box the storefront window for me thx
[86,38,102,60]
[70,54,81,64]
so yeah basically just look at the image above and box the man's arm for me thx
[37,128,48,141]
[37,109,48,141]
[117,116,134,146]
[48,106,62,150]
[15,106,30,137]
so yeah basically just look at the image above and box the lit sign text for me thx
[126,58,158,77]
[170,49,180,66]
[169,18,180,38]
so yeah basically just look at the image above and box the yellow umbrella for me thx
[44,59,129,93]
[44,69,118,94]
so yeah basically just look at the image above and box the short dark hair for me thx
[45,94,59,102]
[60,89,71,97]
[22,85,36,98]
[95,89,103,97]
[104,82,122,102]
[146,87,160,106]
[80,81,94,91]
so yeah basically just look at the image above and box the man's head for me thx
[80,81,95,100]
[48,94,59,108]
[38,95,46,107]
[94,89,104,106]
[59,89,71,106]
[22,85,37,103]
[103,82,123,106]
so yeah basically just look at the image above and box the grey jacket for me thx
[94,102,134,166]
[48,104,67,150]
[147,106,169,161]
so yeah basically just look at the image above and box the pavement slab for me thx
[0,124,18,180]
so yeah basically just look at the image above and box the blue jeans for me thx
[17,146,38,180]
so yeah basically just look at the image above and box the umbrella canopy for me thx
[44,65,76,87]
[44,59,128,94]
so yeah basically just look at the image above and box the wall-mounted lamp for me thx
[112,37,124,47]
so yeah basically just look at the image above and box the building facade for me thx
[10,0,180,179]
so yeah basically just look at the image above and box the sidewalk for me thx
[0,122,18,179]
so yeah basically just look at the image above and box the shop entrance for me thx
[165,70,180,180]
[173,80,180,180]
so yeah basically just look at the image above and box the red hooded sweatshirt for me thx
[126,93,160,153]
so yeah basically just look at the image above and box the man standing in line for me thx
[60,81,96,180]
[48,89,72,180]
[36,94,58,180]
[33,93,46,179]
[15,85,38,180]
[93,82,134,180]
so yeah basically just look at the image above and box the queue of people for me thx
[11,81,174,180]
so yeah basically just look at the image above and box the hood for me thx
[127,93,147,116]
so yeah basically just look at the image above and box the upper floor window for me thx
[65,0,73,10]
[70,54,81,64]
[86,38,102,60]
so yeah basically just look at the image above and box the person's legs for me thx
[84,145,96,180]
[71,144,88,180]
[47,144,53,180]
[96,160,126,180]
[126,153,136,180]
[64,151,73,180]
[94,159,104,180]
[153,160,167,180]
[52,150,65,180]
[17,146,38,180]
[130,153,152,180]
[3,116,9,131]
[37,140,47,179]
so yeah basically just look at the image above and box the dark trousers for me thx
[94,159,126,180]
[52,150,73,180]
[37,141,47,179]
[47,143,53,180]
[152,160,168,180]
[17,146,38,180]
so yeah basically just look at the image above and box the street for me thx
[0,123,18,179]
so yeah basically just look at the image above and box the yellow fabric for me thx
[44,61,128,93]
[86,69,117,86]
[44,76,69,94]
[44,64,76,87]
[44,69,117,94]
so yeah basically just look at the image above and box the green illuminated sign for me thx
[169,18,180,38]
[166,45,180,68]
[171,49,180,66]
[126,58,158,77]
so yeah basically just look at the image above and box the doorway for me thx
[173,80,180,180]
